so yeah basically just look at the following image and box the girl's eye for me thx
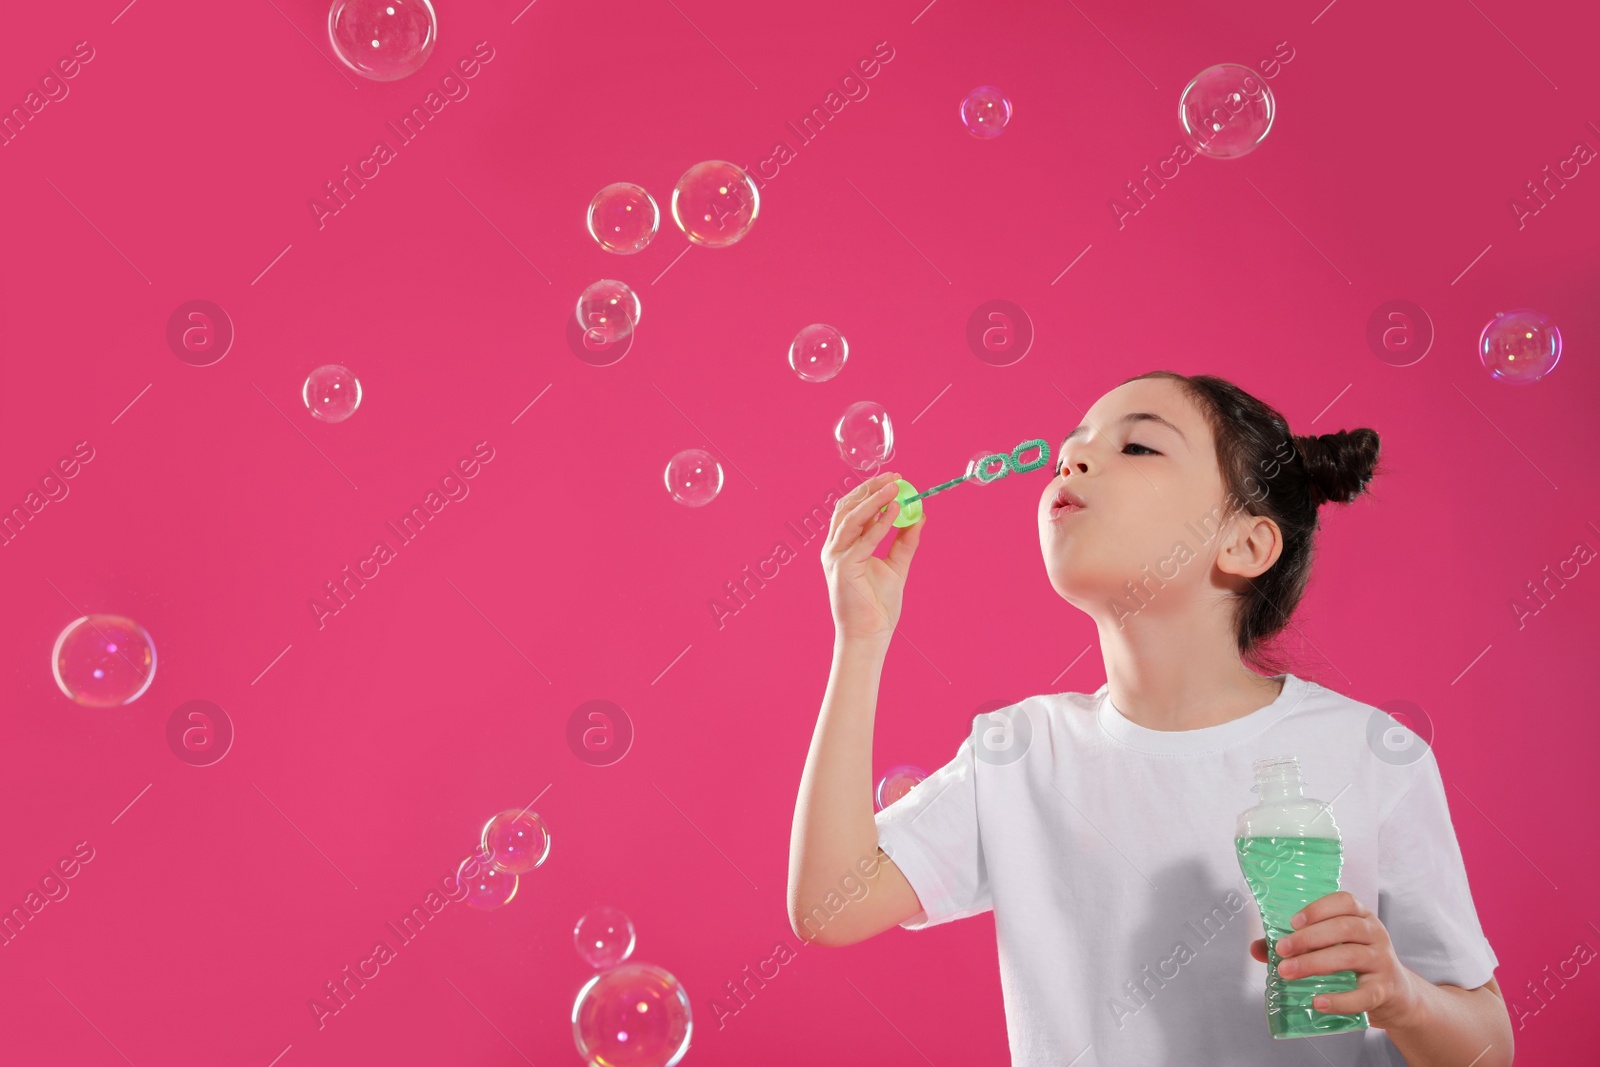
[1124,443,1156,455]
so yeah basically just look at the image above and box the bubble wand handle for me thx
[899,438,1051,504]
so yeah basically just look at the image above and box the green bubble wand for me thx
[880,437,1052,528]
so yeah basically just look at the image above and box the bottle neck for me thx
[1253,758,1304,803]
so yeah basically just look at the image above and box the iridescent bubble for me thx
[303,364,363,423]
[574,905,637,970]
[577,280,641,346]
[834,401,894,471]
[1478,308,1562,384]
[966,449,1006,485]
[1178,63,1275,159]
[664,449,724,507]
[572,962,692,1067]
[788,324,849,383]
[52,615,156,708]
[457,851,518,910]
[588,183,661,255]
[960,86,1012,138]
[327,0,437,82]
[670,161,759,248]
[481,809,552,875]
[875,764,928,810]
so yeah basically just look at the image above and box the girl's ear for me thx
[1219,512,1282,580]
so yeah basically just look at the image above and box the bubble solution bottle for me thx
[1234,755,1369,1039]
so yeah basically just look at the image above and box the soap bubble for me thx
[327,0,437,82]
[303,364,363,423]
[960,86,1012,138]
[52,615,156,708]
[664,449,724,507]
[966,449,1006,485]
[588,183,661,255]
[1478,308,1562,384]
[574,905,637,970]
[458,851,518,910]
[834,401,894,471]
[1178,63,1274,159]
[875,764,928,810]
[788,324,849,382]
[572,962,692,1067]
[577,280,641,346]
[670,161,759,248]
[481,809,552,875]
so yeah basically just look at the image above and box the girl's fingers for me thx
[883,506,924,576]
[834,480,902,551]
[829,471,899,540]
[853,498,900,559]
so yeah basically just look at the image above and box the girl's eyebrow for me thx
[1062,411,1188,447]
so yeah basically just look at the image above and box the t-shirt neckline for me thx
[1095,673,1309,754]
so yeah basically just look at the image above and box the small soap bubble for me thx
[481,809,552,875]
[458,851,518,910]
[788,324,849,383]
[577,280,641,346]
[303,365,363,423]
[1178,63,1274,159]
[327,0,437,82]
[588,183,661,255]
[574,905,637,970]
[52,615,156,708]
[572,962,692,1067]
[966,449,1006,485]
[875,764,928,810]
[960,86,1012,138]
[834,401,894,471]
[1478,308,1562,384]
[664,449,724,507]
[670,161,759,248]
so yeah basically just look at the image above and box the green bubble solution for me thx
[1235,757,1369,1039]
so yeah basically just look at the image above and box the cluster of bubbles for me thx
[875,764,929,811]
[571,906,693,1067]
[577,162,761,353]
[457,807,554,910]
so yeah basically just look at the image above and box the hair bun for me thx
[1293,429,1381,506]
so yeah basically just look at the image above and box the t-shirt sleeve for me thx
[1377,748,1500,990]
[872,727,992,931]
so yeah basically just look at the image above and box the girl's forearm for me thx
[1384,969,1514,1067]
[787,635,891,941]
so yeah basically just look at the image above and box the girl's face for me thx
[1037,378,1236,610]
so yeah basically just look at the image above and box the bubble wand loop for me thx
[880,438,1052,528]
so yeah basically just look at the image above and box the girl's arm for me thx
[790,472,929,948]
[786,634,923,948]
[1383,976,1513,1067]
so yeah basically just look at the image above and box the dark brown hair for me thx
[1120,370,1385,676]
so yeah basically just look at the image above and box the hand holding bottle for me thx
[821,470,926,644]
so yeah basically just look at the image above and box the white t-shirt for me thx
[873,672,1500,1067]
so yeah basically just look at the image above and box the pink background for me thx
[2,0,1597,1064]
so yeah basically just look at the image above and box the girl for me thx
[788,371,1513,1066]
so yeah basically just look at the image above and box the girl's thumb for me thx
[885,511,924,574]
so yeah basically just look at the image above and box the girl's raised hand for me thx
[821,470,926,644]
